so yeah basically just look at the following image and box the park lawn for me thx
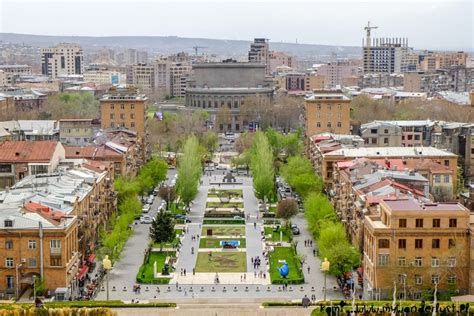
[202,226,245,237]
[206,201,244,209]
[195,252,247,272]
[152,230,182,249]
[207,189,243,198]
[136,251,174,284]
[269,247,304,284]
[263,226,291,242]
[199,238,246,248]
[169,203,186,215]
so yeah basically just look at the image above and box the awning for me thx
[88,254,96,263]
[77,265,89,280]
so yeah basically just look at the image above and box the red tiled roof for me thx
[65,145,122,159]
[0,141,58,162]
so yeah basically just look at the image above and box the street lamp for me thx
[321,258,330,301]
[102,255,112,301]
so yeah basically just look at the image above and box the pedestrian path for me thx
[171,272,271,285]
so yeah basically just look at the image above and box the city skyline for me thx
[0,0,472,51]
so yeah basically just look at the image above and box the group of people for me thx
[304,239,313,247]
[132,284,142,294]
[251,256,262,270]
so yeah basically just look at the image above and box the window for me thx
[327,122,332,128]
[28,257,37,267]
[414,275,422,285]
[432,239,440,249]
[398,239,406,249]
[444,175,450,183]
[384,129,389,134]
[434,175,441,183]
[130,122,135,128]
[447,275,456,285]
[432,218,440,228]
[316,122,321,127]
[327,104,332,110]
[378,254,389,266]
[120,104,125,110]
[384,138,389,144]
[131,104,135,110]
[6,275,14,289]
[397,257,406,266]
[371,129,377,134]
[448,239,456,248]
[399,219,407,228]
[414,257,423,267]
[431,257,440,267]
[28,240,36,249]
[447,257,456,267]
[398,274,406,284]
[50,240,61,248]
[50,257,61,267]
[317,104,321,110]
[414,135,421,141]
[449,219,457,228]
[0,164,12,173]
[415,239,423,249]
[110,113,114,119]
[378,239,389,248]
[110,104,114,110]
[5,258,13,267]
[415,219,423,228]
[130,113,135,119]
[444,160,449,166]
[431,274,439,284]
[120,113,125,119]
[5,240,13,249]
[337,122,342,128]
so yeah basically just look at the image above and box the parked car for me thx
[140,215,154,224]
[233,215,244,220]
[291,224,300,235]
[142,204,151,213]
[153,187,160,196]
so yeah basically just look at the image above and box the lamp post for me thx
[32,275,36,303]
[321,258,330,301]
[102,255,112,301]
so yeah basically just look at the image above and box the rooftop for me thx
[325,146,456,158]
[0,141,60,162]
[383,198,468,213]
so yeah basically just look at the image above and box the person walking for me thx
[307,266,310,274]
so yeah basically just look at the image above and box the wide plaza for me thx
[95,162,342,302]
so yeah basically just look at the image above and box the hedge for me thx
[203,212,244,218]
[135,277,171,284]
[202,219,245,225]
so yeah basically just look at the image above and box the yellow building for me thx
[364,198,470,300]
[305,75,326,91]
[304,90,351,136]
[100,87,147,137]
[419,51,468,71]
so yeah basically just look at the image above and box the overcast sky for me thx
[0,0,472,51]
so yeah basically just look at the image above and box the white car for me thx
[140,215,153,224]
[142,204,151,213]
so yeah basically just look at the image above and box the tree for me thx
[235,132,254,154]
[280,156,323,198]
[41,92,100,119]
[318,222,360,276]
[216,106,232,131]
[150,210,175,251]
[276,198,298,226]
[159,186,177,210]
[304,193,337,238]
[176,136,202,207]
[200,130,218,155]
[250,132,275,212]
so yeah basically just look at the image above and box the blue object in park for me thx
[278,262,289,278]
[220,240,240,247]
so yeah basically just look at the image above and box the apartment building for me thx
[0,65,32,85]
[419,51,468,71]
[363,37,413,74]
[41,43,83,79]
[0,141,65,188]
[126,64,155,94]
[59,119,100,146]
[100,87,147,137]
[0,204,79,299]
[0,88,47,111]
[316,60,359,89]
[331,158,429,251]
[0,120,59,141]
[170,63,191,98]
[269,51,294,74]
[308,144,458,190]
[83,69,126,85]
[304,90,351,136]
[248,38,270,75]
[360,121,402,147]
[305,75,326,91]
[363,198,470,300]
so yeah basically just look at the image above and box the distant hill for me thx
[0,33,361,58]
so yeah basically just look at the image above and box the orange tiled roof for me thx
[0,141,58,162]
[65,145,122,159]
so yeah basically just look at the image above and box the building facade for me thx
[100,87,147,137]
[41,43,83,79]
[304,90,351,136]
[248,38,270,75]
[359,121,403,147]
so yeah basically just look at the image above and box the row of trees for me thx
[175,136,203,207]
[351,95,474,125]
[0,92,100,121]
[100,159,168,261]
[249,132,275,212]
[280,156,323,198]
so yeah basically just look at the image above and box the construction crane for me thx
[192,46,208,55]
[364,21,378,48]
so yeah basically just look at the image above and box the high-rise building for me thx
[248,38,270,75]
[317,60,359,89]
[170,63,191,98]
[126,64,156,94]
[125,48,137,65]
[40,43,83,79]
[155,59,171,96]
[362,23,413,74]
[304,90,351,136]
[100,86,147,137]
[136,51,149,64]
[419,51,468,71]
